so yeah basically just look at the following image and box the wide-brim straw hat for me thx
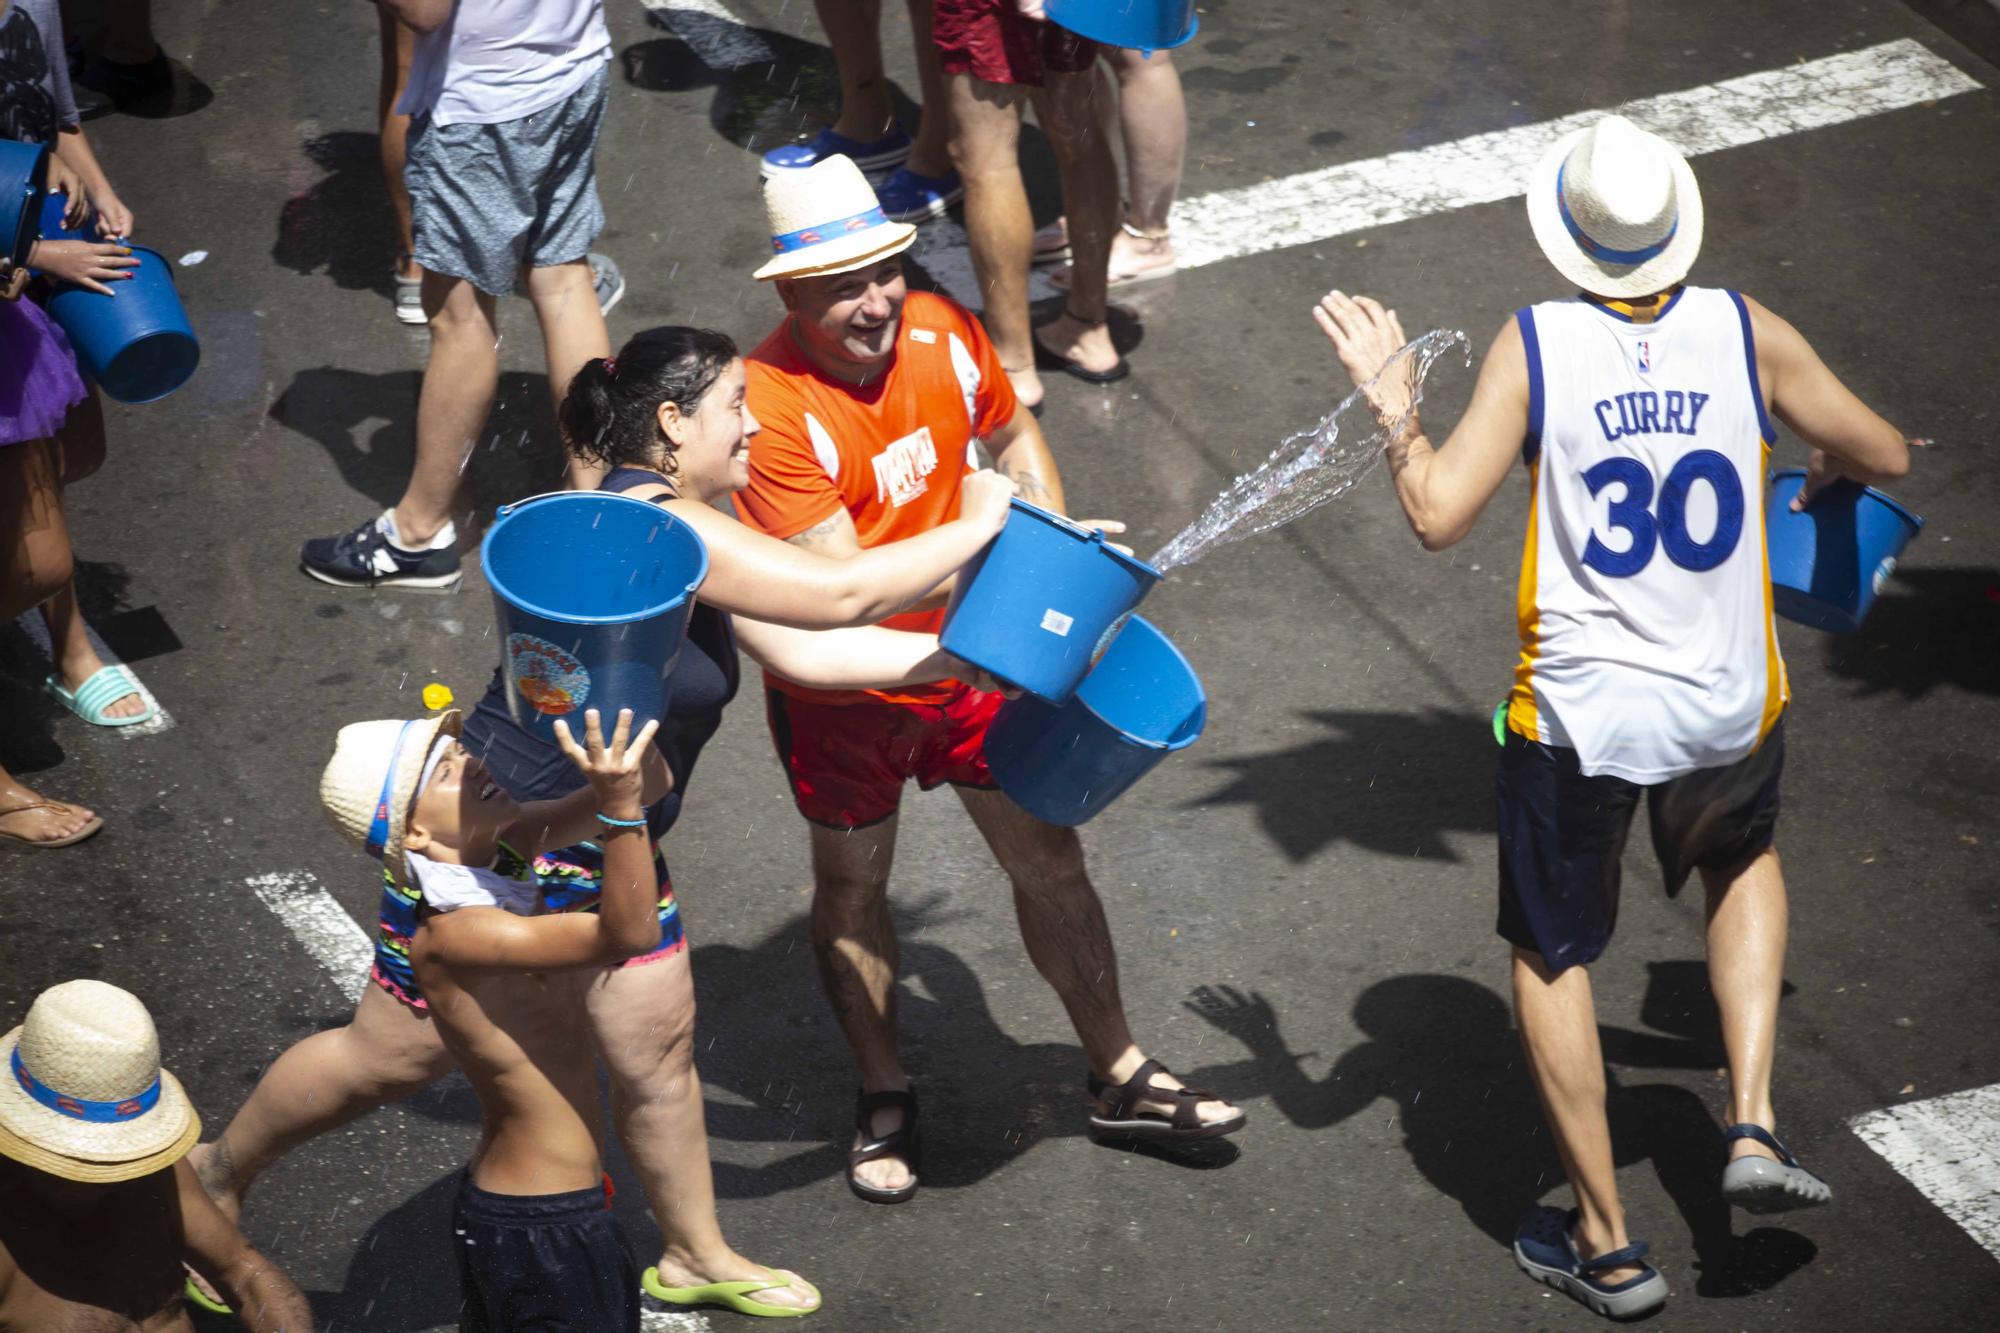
[1526,114,1703,300]
[753,154,916,282]
[0,980,199,1183]
[319,709,463,876]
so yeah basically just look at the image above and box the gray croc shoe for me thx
[1722,1123,1832,1213]
[1513,1206,1669,1321]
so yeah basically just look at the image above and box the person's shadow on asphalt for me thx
[1821,566,2000,699]
[1184,965,1817,1297]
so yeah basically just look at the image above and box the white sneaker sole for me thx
[1514,1247,1669,1320]
[301,563,463,592]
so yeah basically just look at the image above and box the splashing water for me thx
[1149,329,1472,572]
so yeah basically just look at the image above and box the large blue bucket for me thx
[984,615,1206,826]
[44,245,200,403]
[1045,0,1198,51]
[941,498,1162,704]
[1765,469,1923,634]
[37,191,98,243]
[480,492,709,743]
[1,139,49,268]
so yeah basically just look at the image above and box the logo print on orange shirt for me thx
[871,427,939,508]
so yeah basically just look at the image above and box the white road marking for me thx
[642,1309,715,1332]
[1851,1083,2000,1263]
[909,39,1980,308]
[247,871,373,1002]
[637,0,774,71]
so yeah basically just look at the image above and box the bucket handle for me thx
[495,490,582,519]
[1017,499,1112,545]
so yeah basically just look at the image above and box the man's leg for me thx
[902,0,954,176]
[946,73,1041,406]
[1027,63,1119,374]
[807,815,914,1193]
[1106,47,1181,276]
[1512,949,1646,1283]
[391,273,499,544]
[1703,848,1787,1160]
[954,787,1235,1123]
[522,259,612,490]
[813,0,894,143]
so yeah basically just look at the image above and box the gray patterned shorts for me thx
[405,63,609,297]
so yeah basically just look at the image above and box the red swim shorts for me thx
[933,0,1099,86]
[764,684,1002,829]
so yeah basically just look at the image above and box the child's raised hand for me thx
[552,708,660,811]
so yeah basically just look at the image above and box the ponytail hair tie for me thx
[603,355,619,379]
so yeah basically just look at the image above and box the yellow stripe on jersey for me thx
[1755,442,1789,744]
[1506,458,1543,740]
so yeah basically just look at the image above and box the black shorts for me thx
[453,1174,637,1333]
[1495,719,1785,973]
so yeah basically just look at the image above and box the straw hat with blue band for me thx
[1525,115,1703,301]
[753,154,916,281]
[319,709,464,883]
[0,980,201,1183]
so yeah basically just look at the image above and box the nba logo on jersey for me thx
[1636,340,1652,373]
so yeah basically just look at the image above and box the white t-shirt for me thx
[397,0,611,127]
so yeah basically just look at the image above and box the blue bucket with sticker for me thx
[481,492,709,742]
[1,139,49,268]
[984,615,1206,826]
[1765,469,1923,634]
[1045,0,1198,51]
[940,498,1162,704]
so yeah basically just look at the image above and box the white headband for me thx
[415,734,455,799]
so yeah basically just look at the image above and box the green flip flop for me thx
[642,1265,821,1319]
[47,663,156,728]
[184,1272,231,1315]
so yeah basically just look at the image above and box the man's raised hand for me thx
[1314,289,1414,424]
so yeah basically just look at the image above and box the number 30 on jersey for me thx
[1580,448,1744,577]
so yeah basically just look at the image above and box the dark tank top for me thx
[460,468,740,840]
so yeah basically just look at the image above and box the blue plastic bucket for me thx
[480,492,710,742]
[44,245,200,403]
[941,498,1162,704]
[37,191,97,243]
[984,615,1206,826]
[1045,0,1198,51]
[1,139,49,268]
[1765,468,1923,634]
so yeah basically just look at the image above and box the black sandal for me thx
[1087,1059,1245,1143]
[848,1088,921,1204]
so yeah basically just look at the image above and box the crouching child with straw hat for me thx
[0,979,314,1330]
[319,704,669,1331]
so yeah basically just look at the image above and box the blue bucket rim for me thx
[1005,497,1163,582]
[1072,614,1206,753]
[2,139,49,268]
[480,491,710,626]
[1767,468,1924,532]
[1044,0,1199,51]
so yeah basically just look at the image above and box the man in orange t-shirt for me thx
[735,157,1244,1206]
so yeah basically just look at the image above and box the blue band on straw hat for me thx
[364,718,421,860]
[12,1048,161,1123]
[770,206,891,255]
[1557,164,1677,264]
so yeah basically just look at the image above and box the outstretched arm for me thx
[1746,296,1911,506]
[1316,291,1529,550]
[175,1161,315,1331]
[735,619,964,690]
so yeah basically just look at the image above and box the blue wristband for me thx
[596,811,647,829]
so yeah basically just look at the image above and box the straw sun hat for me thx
[1526,114,1703,300]
[0,980,200,1183]
[319,709,463,877]
[753,154,916,282]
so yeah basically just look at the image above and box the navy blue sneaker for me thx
[877,166,964,223]
[1513,1206,1668,1320]
[761,125,912,178]
[301,511,461,590]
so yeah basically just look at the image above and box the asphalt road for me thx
[4,1,1998,1330]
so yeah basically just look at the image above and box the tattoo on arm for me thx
[785,512,850,550]
[999,464,1055,507]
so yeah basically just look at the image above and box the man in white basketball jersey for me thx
[1317,115,1911,1320]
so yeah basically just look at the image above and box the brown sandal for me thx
[848,1088,920,1204]
[0,800,104,850]
[1087,1059,1245,1143]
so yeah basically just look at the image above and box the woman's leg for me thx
[1105,47,1181,277]
[188,982,454,1224]
[584,950,820,1313]
[0,440,96,844]
[39,577,144,718]
[378,6,419,284]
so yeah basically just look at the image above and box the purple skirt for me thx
[0,298,87,446]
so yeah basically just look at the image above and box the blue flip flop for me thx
[1513,1205,1669,1320]
[1722,1123,1832,1212]
[47,663,156,727]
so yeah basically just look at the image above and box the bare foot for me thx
[1052,230,1177,289]
[654,1249,820,1314]
[1004,363,1045,413]
[1032,311,1120,378]
[850,1095,915,1195]
[56,648,145,720]
[0,787,99,845]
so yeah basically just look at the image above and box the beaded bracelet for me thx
[596,811,647,829]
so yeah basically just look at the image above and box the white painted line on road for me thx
[1851,1082,2000,1263]
[908,39,1981,308]
[642,1308,715,1332]
[247,871,372,1002]
[637,0,775,71]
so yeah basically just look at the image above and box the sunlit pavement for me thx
[4,1,1997,1329]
